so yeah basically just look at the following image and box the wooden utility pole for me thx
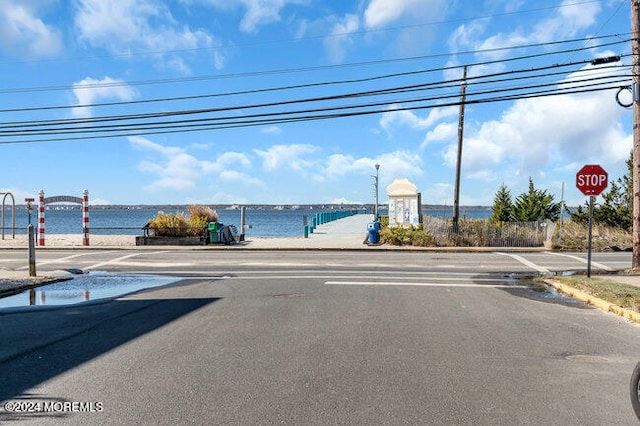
[632,0,640,268]
[452,66,467,231]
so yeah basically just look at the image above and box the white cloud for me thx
[129,137,256,192]
[364,0,441,28]
[219,170,264,186]
[380,105,459,136]
[320,151,422,184]
[203,0,305,33]
[532,0,600,42]
[449,0,601,65]
[422,122,458,147]
[324,14,360,63]
[440,72,631,181]
[0,1,62,57]
[201,152,251,173]
[238,0,287,33]
[254,144,317,172]
[71,77,136,117]
[74,0,214,71]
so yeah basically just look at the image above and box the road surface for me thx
[0,250,638,424]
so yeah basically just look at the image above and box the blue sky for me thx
[0,0,633,207]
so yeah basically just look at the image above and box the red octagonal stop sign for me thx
[576,164,608,196]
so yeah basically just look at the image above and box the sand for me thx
[0,234,136,248]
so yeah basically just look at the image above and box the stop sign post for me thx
[576,164,608,278]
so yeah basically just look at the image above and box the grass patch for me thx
[545,274,640,313]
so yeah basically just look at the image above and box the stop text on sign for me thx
[577,174,607,187]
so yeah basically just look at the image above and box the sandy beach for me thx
[0,234,137,248]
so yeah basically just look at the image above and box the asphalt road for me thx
[1,250,639,424]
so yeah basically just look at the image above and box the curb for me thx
[543,278,640,323]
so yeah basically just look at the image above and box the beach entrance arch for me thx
[38,189,89,246]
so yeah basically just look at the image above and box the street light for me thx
[374,163,380,220]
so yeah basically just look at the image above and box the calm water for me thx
[0,207,492,238]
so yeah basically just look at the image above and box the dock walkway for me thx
[246,213,375,249]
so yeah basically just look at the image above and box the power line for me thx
[0,34,629,98]
[0,80,625,145]
[0,71,628,142]
[0,58,629,130]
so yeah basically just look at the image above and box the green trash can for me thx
[208,222,220,243]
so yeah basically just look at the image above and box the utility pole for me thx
[452,66,467,232]
[632,0,640,269]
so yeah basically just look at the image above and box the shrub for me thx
[148,205,217,237]
[379,224,438,247]
[188,204,218,222]
[148,212,190,237]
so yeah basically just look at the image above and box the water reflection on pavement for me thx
[0,272,179,309]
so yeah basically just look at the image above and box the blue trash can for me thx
[367,221,380,244]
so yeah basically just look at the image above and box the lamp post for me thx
[25,198,36,277]
[374,163,380,220]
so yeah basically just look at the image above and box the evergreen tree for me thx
[489,184,513,223]
[511,177,561,222]
[569,204,588,224]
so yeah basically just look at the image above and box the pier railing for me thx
[304,210,366,238]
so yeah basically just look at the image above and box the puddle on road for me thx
[491,273,590,308]
[0,272,180,309]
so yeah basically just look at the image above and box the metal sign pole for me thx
[28,224,36,277]
[587,195,594,278]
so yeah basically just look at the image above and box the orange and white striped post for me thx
[38,190,45,246]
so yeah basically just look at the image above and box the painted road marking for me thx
[85,251,169,270]
[166,272,510,282]
[494,252,551,274]
[16,251,112,270]
[324,281,526,288]
[546,252,614,271]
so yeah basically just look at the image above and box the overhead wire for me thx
[0,38,630,127]
[0,29,631,144]
[0,33,629,99]
[0,70,629,140]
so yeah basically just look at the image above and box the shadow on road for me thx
[0,296,220,420]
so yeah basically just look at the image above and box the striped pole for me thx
[38,190,45,246]
[82,189,89,246]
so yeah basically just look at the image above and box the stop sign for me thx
[576,164,608,196]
